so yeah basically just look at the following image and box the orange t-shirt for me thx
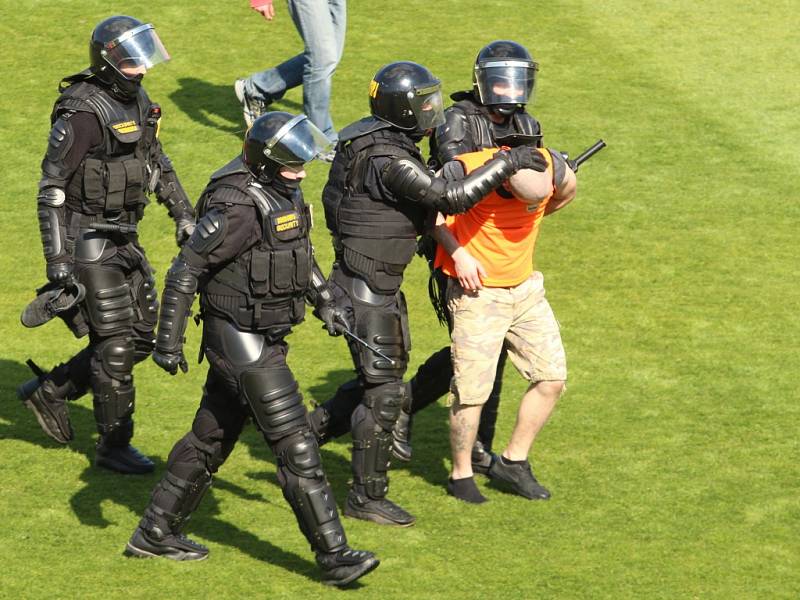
[434,148,554,287]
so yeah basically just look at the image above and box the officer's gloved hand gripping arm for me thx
[307,259,350,336]
[152,209,226,375]
[381,145,547,215]
[149,138,196,247]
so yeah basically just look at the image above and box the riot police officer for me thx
[308,61,545,526]
[17,16,195,474]
[393,40,545,481]
[124,112,379,587]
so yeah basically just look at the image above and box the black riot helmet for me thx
[243,111,331,182]
[473,40,538,116]
[369,61,446,133]
[89,16,170,97]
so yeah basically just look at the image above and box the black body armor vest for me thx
[52,74,159,223]
[322,119,427,294]
[201,163,313,332]
[432,92,542,167]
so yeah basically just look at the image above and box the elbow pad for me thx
[37,187,68,260]
[442,155,515,214]
[382,158,448,211]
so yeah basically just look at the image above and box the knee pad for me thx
[363,382,405,431]
[355,308,407,382]
[131,267,159,331]
[91,337,136,435]
[274,430,346,553]
[81,267,135,335]
[240,366,307,441]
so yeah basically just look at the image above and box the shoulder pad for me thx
[207,184,253,208]
[449,90,477,103]
[209,157,252,181]
[57,69,94,93]
[45,116,75,162]
[435,108,468,147]
[339,117,392,143]
[187,209,227,255]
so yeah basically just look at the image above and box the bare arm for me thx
[545,165,577,216]
[432,213,486,291]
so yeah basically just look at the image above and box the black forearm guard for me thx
[37,187,69,262]
[382,153,516,215]
[156,256,199,354]
[306,258,334,307]
[154,155,195,221]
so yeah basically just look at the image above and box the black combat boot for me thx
[344,487,416,527]
[316,547,380,586]
[95,423,154,474]
[126,521,208,561]
[18,376,74,444]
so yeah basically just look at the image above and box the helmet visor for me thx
[475,61,537,106]
[409,85,445,131]
[264,114,332,166]
[102,23,170,77]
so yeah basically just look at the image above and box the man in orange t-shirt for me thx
[434,146,577,503]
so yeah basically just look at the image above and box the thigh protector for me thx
[80,266,135,336]
[130,266,159,361]
[354,307,407,383]
[91,335,136,437]
[240,365,308,442]
[273,430,347,553]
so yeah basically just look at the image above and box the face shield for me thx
[475,60,537,106]
[262,114,332,166]
[409,84,445,131]
[101,23,171,79]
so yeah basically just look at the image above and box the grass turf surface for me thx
[0,1,798,598]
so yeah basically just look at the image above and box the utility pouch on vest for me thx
[293,246,311,289]
[270,249,295,294]
[123,159,144,206]
[83,159,105,203]
[249,249,270,296]
[104,162,127,216]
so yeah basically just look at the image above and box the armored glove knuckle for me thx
[46,262,73,284]
[509,146,547,172]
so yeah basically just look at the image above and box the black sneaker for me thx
[471,440,496,476]
[125,525,208,561]
[391,409,413,462]
[95,442,155,475]
[234,78,271,127]
[18,379,73,444]
[343,490,416,527]
[489,456,551,500]
[316,547,379,587]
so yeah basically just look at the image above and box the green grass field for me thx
[1,1,798,598]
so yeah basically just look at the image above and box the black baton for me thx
[343,330,396,365]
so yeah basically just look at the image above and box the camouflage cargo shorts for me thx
[446,271,567,406]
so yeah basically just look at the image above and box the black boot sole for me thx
[124,542,208,561]
[343,502,416,527]
[322,557,380,587]
[95,457,155,475]
[20,395,73,444]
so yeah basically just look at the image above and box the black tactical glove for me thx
[499,146,548,172]
[175,217,195,247]
[152,348,189,375]
[316,302,351,337]
[46,261,73,285]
